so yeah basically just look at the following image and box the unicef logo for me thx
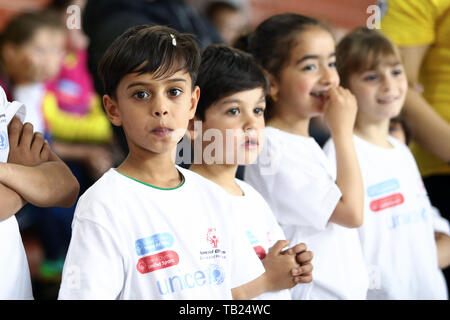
[208,264,225,285]
[0,131,8,150]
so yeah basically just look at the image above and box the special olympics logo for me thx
[208,264,225,285]
[206,228,219,248]
[0,131,8,150]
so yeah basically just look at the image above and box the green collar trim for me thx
[116,170,185,190]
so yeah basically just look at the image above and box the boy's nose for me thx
[153,109,168,117]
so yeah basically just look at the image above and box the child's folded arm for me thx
[0,182,26,221]
[0,152,79,208]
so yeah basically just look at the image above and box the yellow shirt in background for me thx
[381,0,450,177]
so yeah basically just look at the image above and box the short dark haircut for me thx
[98,25,201,98]
[0,10,65,51]
[195,44,268,121]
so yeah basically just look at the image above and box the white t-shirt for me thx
[323,135,448,300]
[231,179,292,300]
[13,83,45,134]
[58,167,265,300]
[0,86,32,300]
[244,127,369,300]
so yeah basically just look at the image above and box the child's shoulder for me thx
[77,168,123,204]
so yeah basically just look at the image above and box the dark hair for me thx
[195,44,269,121]
[336,27,402,88]
[246,13,327,120]
[0,10,65,52]
[98,25,201,98]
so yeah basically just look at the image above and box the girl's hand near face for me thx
[323,87,358,138]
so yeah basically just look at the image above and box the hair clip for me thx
[170,34,177,46]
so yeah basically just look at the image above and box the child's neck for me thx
[267,108,310,137]
[354,117,392,148]
[189,163,243,196]
[117,148,182,189]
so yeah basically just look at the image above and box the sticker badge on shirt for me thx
[135,232,174,256]
[367,179,404,212]
[370,193,404,212]
[246,231,267,260]
[137,250,179,274]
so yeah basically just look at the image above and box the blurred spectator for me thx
[204,1,249,44]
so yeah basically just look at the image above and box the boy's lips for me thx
[151,126,173,137]
[242,137,259,149]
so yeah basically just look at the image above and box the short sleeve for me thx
[6,102,26,124]
[380,0,438,46]
[0,86,26,124]
[322,138,338,177]
[431,207,450,235]
[58,200,124,300]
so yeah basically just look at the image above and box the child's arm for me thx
[324,87,364,228]
[0,118,79,219]
[435,232,450,269]
[231,240,300,299]
[399,45,450,162]
[0,182,27,221]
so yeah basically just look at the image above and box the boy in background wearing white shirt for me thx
[0,86,79,299]
[323,27,450,299]
[189,45,314,299]
[58,25,288,300]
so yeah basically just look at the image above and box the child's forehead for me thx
[119,69,192,88]
[289,28,335,59]
[360,52,402,72]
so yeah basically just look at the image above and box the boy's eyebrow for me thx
[126,78,187,89]
[220,94,266,105]
[296,52,335,65]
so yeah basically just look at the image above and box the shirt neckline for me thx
[114,169,185,191]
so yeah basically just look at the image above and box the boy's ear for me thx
[103,94,122,126]
[189,85,200,119]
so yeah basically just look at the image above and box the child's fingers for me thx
[291,263,313,277]
[19,122,34,149]
[268,240,290,255]
[296,250,314,265]
[287,243,307,255]
[294,275,313,284]
[40,140,51,161]
[7,116,23,147]
[30,132,45,156]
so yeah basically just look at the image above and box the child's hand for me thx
[323,86,357,137]
[283,243,314,284]
[7,117,50,166]
[262,240,300,291]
